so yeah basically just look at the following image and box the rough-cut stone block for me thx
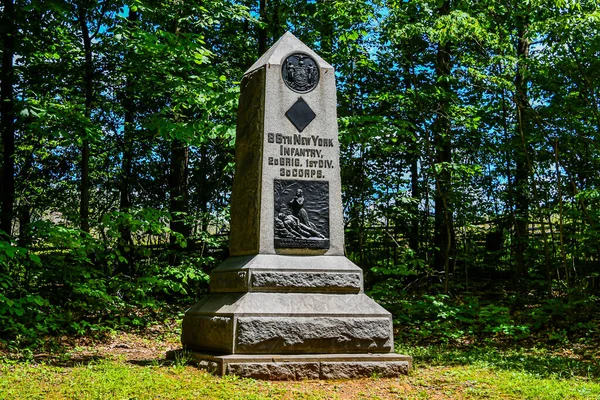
[320,361,410,379]
[227,362,320,380]
[182,293,393,355]
[235,317,392,354]
[166,352,412,379]
[208,255,365,293]
[250,271,361,292]
[181,315,233,353]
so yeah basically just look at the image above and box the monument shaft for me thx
[229,37,344,256]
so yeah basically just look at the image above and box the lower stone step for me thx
[182,292,394,354]
[166,351,412,380]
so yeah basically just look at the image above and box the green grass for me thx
[411,365,600,399]
[0,359,302,400]
[0,345,599,399]
[401,343,600,399]
[398,343,600,379]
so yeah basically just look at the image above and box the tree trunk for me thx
[513,11,531,277]
[17,150,34,247]
[119,10,139,246]
[554,139,568,287]
[258,0,267,56]
[1,0,16,238]
[404,53,420,252]
[169,138,190,248]
[78,3,93,233]
[271,0,282,43]
[168,12,190,263]
[116,9,139,273]
[410,144,420,251]
[432,0,454,293]
[318,0,333,61]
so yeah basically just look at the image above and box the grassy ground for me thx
[1,330,599,399]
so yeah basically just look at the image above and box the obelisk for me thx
[179,32,412,379]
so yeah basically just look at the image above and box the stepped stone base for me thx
[181,255,395,355]
[166,351,412,380]
[179,255,412,377]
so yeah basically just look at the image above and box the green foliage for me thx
[2,0,600,352]
[371,282,599,345]
[0,212,215,346]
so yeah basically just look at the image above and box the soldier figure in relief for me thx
[289,189,316,229]
[276,213,325,239]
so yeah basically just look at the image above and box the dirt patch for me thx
[3,324,182,366]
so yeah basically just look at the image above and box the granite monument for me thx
[177,32,412,380]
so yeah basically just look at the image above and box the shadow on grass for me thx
[398,344,600,380]
[1,351,176,368]
[128,359,175,367]
[24,353,108,367]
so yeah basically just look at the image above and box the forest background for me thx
[0,0,599,352]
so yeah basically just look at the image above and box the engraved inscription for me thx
[266,132,335,179]
[282,53,319,93]
[274,180,329,249]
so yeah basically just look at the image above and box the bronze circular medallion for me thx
[281,53,319,93]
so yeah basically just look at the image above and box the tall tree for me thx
[258,0,267,55]
[1,0,16,237]
[76,0,95,233]
[169,137,190,247]
[432,0,454,292]
[119,8,139,250]
[513,2,531,276]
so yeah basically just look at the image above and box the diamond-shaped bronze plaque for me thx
[285,98,316,133]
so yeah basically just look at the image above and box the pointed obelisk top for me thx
[245,31,334,75]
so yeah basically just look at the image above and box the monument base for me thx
[181,256,396,355]
[166,351,412,380]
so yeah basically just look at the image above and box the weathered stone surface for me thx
[320,361,410,379]
[245,33,333,86]
[208,255,364,293]
[181,315,233,353]
[226,32,343,256]
[228,68,265,256]
[167,352,412,379]
[227,362,320,380]
[261,35,344,256]
[250,272,361,292]
[183,292,244,315]
[194,360,220,374]
[184,293,391,317]
[209,271,248,292]
[235,317,392,354]
[182,293,393,354]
